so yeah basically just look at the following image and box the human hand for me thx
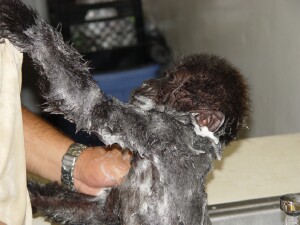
[73,144,132,196]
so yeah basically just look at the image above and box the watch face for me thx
[63,154,76,168]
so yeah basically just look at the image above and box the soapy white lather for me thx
[188,144,205,155]
[190,113,222,159]
[100,163,116,184]
[191,113,220,145]
[133,95,156,111]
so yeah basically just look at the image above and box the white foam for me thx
[191,113,219,145]
[133,95,156,111]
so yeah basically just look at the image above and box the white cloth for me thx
[0,40,32,225]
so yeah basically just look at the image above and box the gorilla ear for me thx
[193,110,225,132]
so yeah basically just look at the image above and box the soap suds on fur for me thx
[191,113,219,145]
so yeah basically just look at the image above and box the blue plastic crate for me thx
[93,64,160,102]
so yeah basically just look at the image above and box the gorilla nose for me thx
[178,221,184,225]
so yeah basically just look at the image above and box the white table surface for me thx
[206,133,300,205]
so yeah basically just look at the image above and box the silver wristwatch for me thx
[61,143,87,191]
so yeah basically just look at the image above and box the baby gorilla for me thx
[0,0,249,224]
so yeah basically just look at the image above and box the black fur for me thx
[0,0,249,224]
[28,181,120,224]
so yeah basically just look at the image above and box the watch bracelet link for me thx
[61,143,87,191]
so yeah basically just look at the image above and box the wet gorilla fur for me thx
[0,0,249,224]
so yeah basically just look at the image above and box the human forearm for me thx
[22,106,73,182]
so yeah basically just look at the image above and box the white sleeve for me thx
[0,39,32,225]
